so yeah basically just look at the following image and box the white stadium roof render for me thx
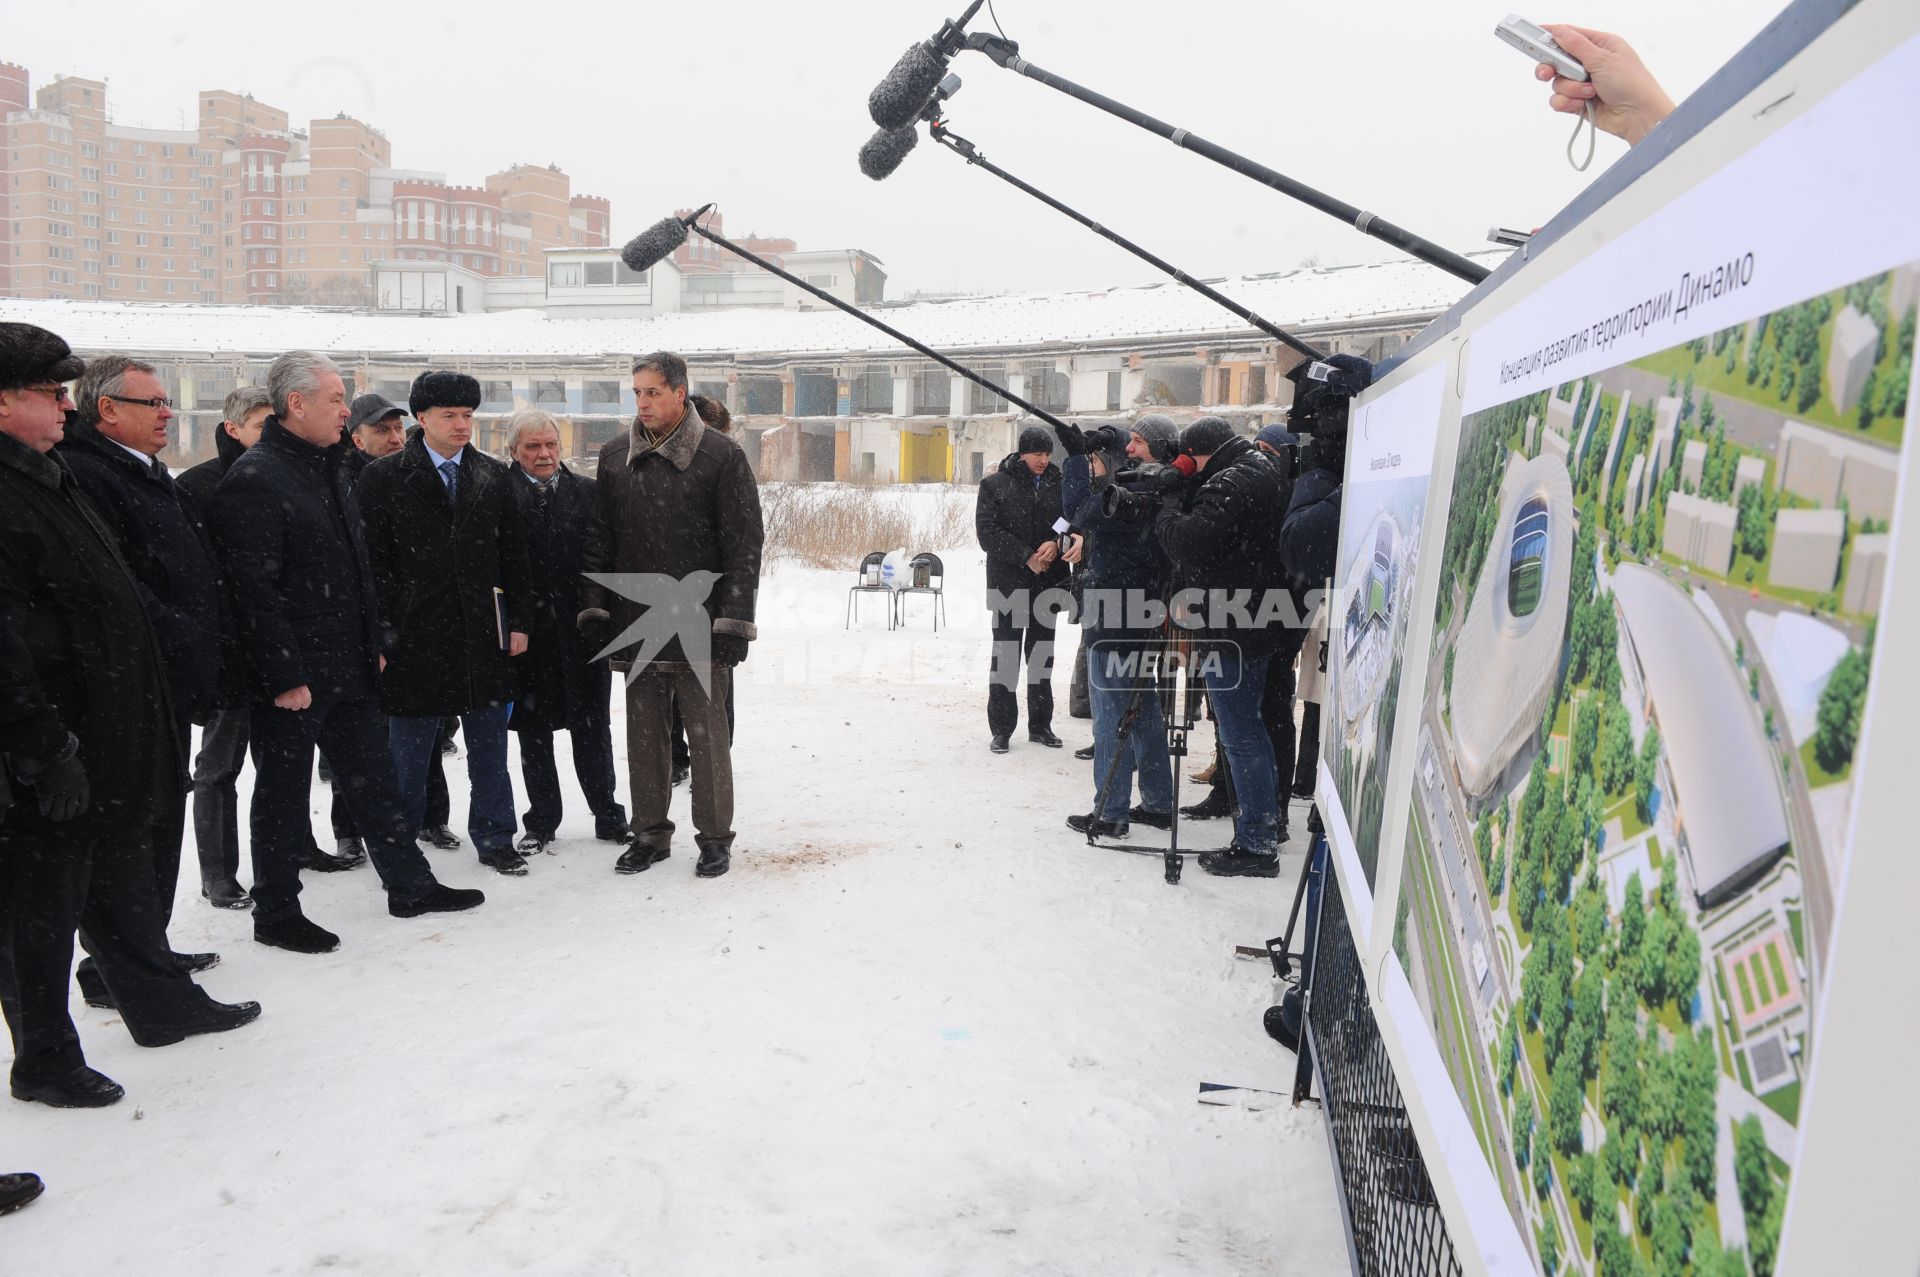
[0,250,1504,363]
[1610,564,1791,908]
[1448,450,1575,799]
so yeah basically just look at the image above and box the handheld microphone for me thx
[866,1,986,129]
[858,125,920,181]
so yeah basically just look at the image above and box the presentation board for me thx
[1315,3,1920,1273]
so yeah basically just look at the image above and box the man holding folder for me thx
[357,371,534,876]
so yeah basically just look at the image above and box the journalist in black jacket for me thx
[973,428,1072,750]
[1152,420,1290,873]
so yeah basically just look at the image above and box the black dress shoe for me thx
[202,879,253,910]
[1066,812,1129,838]
[419,825,464,850]
[389,884,486,917]
[298,843,358,873]
[595,821,634,845]
[1198,845,1282,878]
[517,831,554,854]
[173,951,220,975]
[129,998,263,1048]
[615,845,671,875]
[0,1172,45,1215]
[989,734,1010,754]
[1029,729,1064,748]
[255,914,341,954]
[333,836,367,865]
[1129,805,1173,830]
[1180,793,1235,821]
[479,848,530,876]
[10,1067,123,1108]
[1073,744,1096,760]
[695,845,731,878]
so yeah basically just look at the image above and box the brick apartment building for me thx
[1,62,609,306]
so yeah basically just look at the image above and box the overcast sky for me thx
[9,0,1781,298]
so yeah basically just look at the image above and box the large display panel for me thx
[1315,5,1920,1273]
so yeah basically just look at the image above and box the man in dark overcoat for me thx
[501,410,628,851]
[974,425,1071,754]
[0,323,260,1107]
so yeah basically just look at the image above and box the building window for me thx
[1106,370,1123,411]
[852,369,893,414]
[1022,362,1070,411]
[584,261,615,286]
[549,262,583,287]
[913,370,950,416]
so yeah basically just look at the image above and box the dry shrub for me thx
[761,482,973,569]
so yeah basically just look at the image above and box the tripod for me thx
[1084,623,1205,885]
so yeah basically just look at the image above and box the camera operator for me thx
[1055,415,1180,837]
[1278,355,1373,612]
[1151,416,1291,878]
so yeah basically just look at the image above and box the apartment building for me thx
[2,64,609,306]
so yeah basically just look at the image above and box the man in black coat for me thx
[0,323,260,1108]
[974,425,1071,754]
[357,371,534,876]
[210,350,484,954]
[579,351,763,880]
[1154,416,1293,878]
[56,355,229,1003]
[502,410,628,851]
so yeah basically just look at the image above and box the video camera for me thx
[1100,456,1198,522]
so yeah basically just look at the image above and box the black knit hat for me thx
[1180,415,1235,458]
[408,370,482,416]
[1016,425,1055,456]
[0,322,86,392]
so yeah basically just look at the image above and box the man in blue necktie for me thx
[356,372,535,877]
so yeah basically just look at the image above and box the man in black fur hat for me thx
[357,371,534,876]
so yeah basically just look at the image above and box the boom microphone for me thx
[620,207,705,274]
[866,1,987,129]
[858,125,920,181]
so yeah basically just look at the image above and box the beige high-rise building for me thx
[2,65,609,306]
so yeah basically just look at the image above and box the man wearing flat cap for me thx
[357,371,535,876]
[344,392,407,483]
[0,323,260,1107]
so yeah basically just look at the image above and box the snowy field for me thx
[7,488,1344,1275]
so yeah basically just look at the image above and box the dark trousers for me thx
[191,707,250,890]
[628,668,735,854]
[332,718,451,839]
[670,684,736,773]
[519,723,626,838]
[391,707,514,856]
[249,691,437,923]
[1294,701,1321,797]
[150,715,192,926]
[987,612,1057,738]
[0,821,210,1086]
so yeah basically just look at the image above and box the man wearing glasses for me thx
[0,323,261,1109]
[57,356,230,1005]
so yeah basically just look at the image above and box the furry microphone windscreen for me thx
[867,42,947,130]
[620,217,691,273]
[858,125,920,181]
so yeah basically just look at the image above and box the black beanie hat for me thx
[0,322,86,391]
[409,370,483,417]
[1180,415,1235,458]
[1017,425,1055,456]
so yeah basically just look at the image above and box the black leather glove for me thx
[1084,424,1126,455]
[1054,422,1089,457]
[13,733,89,823]
[710,633,750,667]
[576,607,613,658]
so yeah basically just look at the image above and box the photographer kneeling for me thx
[1057,415,1181,837]
[1153,417,1291,878]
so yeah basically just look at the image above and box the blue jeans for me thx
[1088,637,1172,822]
[390,705,516,855]
[1202,645,1279,854]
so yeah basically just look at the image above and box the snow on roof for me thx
[0,251,1504,364]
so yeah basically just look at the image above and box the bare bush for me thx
[760,483,974,569]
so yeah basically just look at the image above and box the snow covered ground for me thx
[6,502,1345,1276]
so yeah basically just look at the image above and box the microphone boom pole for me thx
[928,119,1328,362]
[960,35,1490,286]
[681,212,1074,431]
